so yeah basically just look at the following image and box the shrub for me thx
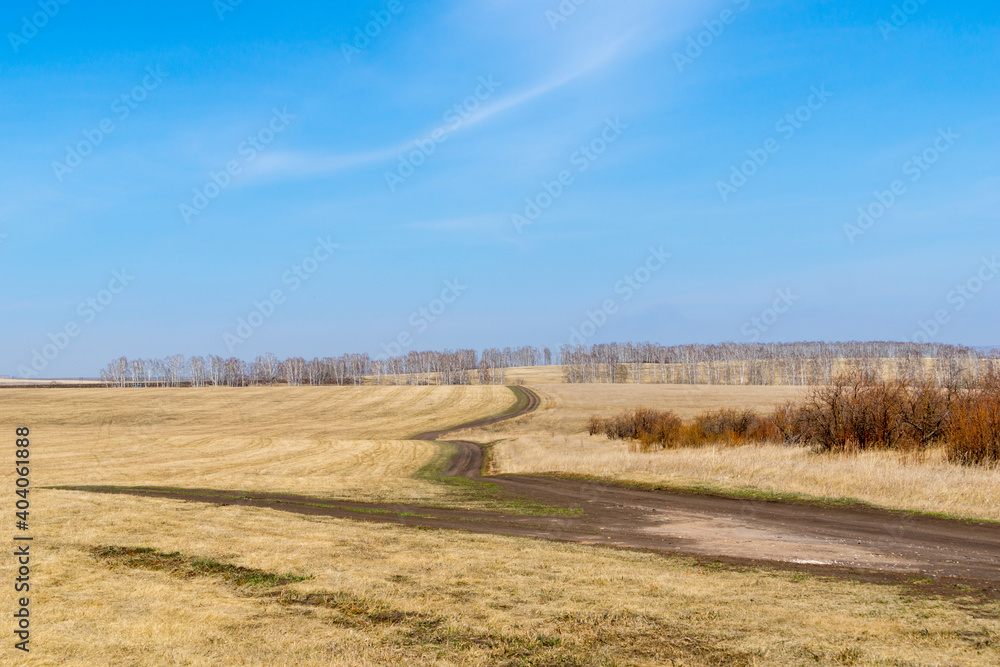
[795,375,907,452]
[767,402,806,445]
[588,408,682,451]
[683,408,773,446]
[793,374,958,454]
[946,372,1000,465]
[897,379,952,450]
[587,372,1000,466]
[587,415,607,436]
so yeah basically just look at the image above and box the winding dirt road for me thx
[63,386,1000,596]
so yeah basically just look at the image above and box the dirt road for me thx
[63,386,1000,595]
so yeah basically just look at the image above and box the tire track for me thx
[61,385,1000,596]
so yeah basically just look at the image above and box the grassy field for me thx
[0,386,513,504]
[7,490,997,666]
[462,384,1000,522]
[3,385,999,665]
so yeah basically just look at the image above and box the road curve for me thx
[62,385,1000,595]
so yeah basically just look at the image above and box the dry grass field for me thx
[0,386,513,504]
[0,379,103,386]
[3,490,996,666]
[3,385,999,665]
[462,384,1000,522]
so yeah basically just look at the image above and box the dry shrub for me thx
[588,373,1000,466]
[588,408,682,451]
[786,374,1000,461]
[587,415,607,436]
[796,375,906,452]
[947,372,1000,465]
[792,375,955,454]
[681,409,777,447]
[898,379,953,450]
[767,402,805,445]
[589,407,779,450]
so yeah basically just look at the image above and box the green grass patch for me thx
[91,546,309,589]
[416,442,578,516]
[342,507,438,519]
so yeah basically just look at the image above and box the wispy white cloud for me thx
[243,31,636,182]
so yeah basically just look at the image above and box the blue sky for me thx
[2,0,998,376]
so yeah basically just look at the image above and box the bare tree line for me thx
[560,342,999,387]
[99,345,552,388]
[102,354,378,388]
[99,342,996,388]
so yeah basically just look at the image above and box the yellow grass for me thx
[502,365,568,384]
[0,378,103,385]
[0,386,513,503]
[494,435,1000,520]
[6,490,998,666]
[464,384,1000,521]
[3,384,999,664]
[507,382,810,420]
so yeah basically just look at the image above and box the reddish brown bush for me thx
[767,402,806,445]
[589,407,777,450]
[946,372,1000,465]
[681,408,776,446]
[792,374,958,453]
[588,372,1000,466]
[898,379,952,450]
[794,375,905,452]
[588,408,683,451]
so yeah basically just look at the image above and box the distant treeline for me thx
[99,341,995,388]
[560,341,997,386]
[98,346,551,387]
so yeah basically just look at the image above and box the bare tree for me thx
[98,341,994,390]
